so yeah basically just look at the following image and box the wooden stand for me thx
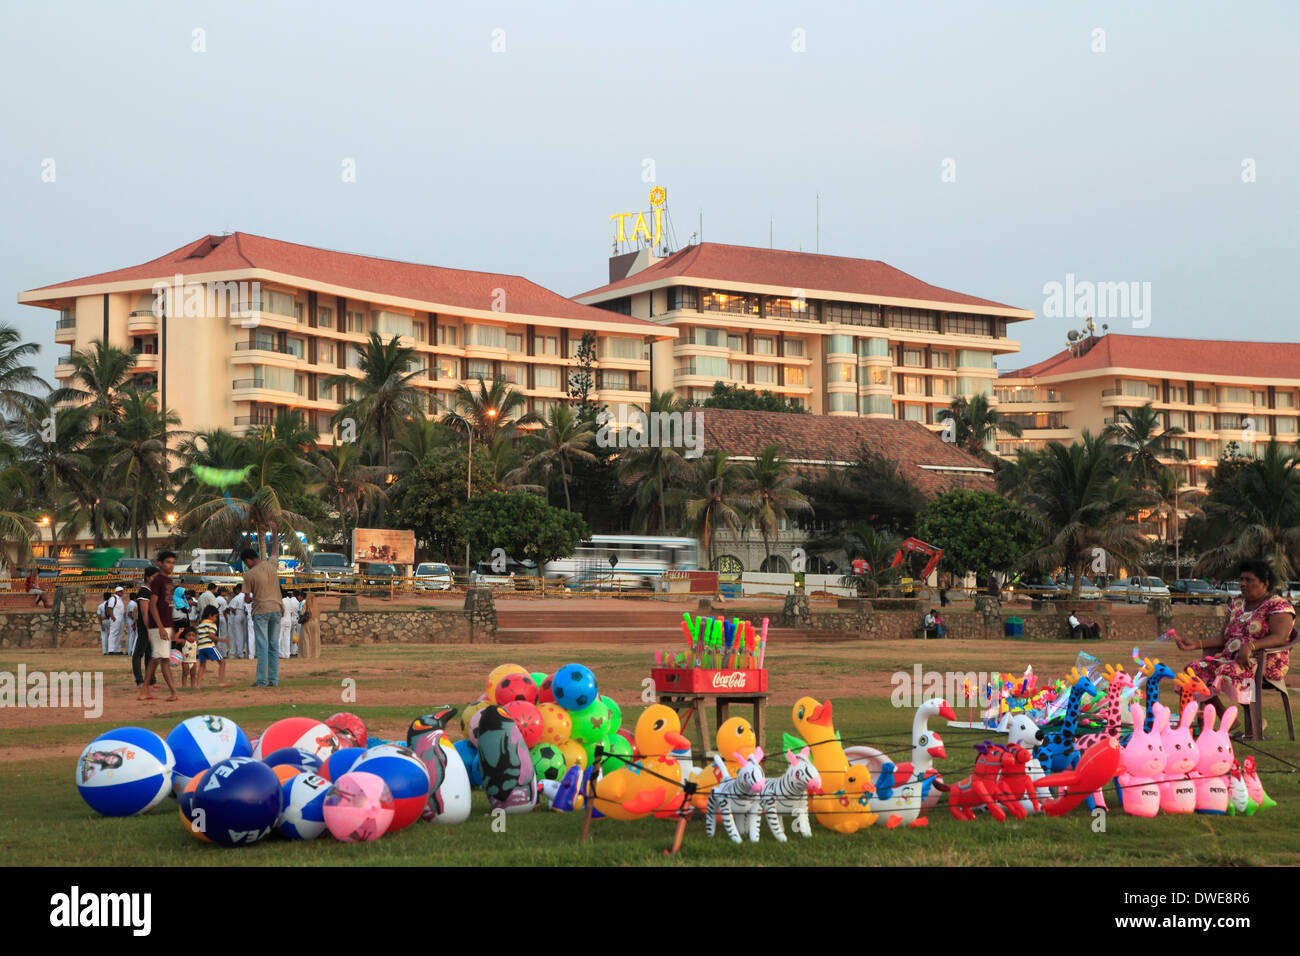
[657,691,768,756]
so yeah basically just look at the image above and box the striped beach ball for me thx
[76,727,175,817]
[279,771,331,840]
[323,771,394,842]
[166,715,252,796]
[253,717,340,761]
[352,744,430,832]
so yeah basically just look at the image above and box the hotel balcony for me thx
[127,310,160,334]
[55,362,75,379]
[225,309,300,331]
[55,314,77,343]
[129,352,159,372]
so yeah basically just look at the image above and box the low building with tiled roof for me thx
[574,238,1033,424]
[22,232,675,441]
[995,333,1300,487]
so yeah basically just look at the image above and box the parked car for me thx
[1221,580,1242,600]
[1058,575,1104,600]
[1008,577,1061,601]
[177,561,243,589]
[1170,579,1229,604]
[110,556,154,589]
[357,562,400,590]
[1105,576,1172,603]
[413,562,454,591]
[303,551,356,591]
[1284,581,1300,602]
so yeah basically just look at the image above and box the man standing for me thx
[215,586,229,657]
[280,589,299,658]
[107,586,127,654]
[140,554,181,701]
[225,585,246,658]
[242,548,283,688]
[197,583,218,623]
[96,591,111,655]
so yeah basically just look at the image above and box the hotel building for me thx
[575,242,1034,427]
[996,333,1300,485]
[20,232,674,441]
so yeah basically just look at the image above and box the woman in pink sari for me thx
[1176,560,1293,731]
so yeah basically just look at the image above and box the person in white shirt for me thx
[96,592,111,655]
[279,592,298,658]
[225,588,245,657]
[124,588,139,656]
[107,586,127,654]
[215,587,229,654]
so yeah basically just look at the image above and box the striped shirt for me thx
[196,621,218,651]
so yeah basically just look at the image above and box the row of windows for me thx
[1115,380,1298,408]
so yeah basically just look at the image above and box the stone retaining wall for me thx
[319,608,493,645]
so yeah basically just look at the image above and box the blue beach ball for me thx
[76,727,175,817]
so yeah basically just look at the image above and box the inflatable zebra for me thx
[706,750,766,843]
[762,746,821,842]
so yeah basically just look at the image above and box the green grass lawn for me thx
[6,690,1298,866]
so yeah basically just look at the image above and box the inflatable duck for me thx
[844,697,954,826]
[791,696,874,833]
[591,704,690,820]
[688,716,758,810]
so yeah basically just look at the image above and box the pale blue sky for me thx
[2,0,1296,381]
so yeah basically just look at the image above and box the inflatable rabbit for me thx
[1192,703,1237,814]
[1158,701,1199,814]
[1117,703,1165,817]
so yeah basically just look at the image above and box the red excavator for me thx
[851,537,944,581]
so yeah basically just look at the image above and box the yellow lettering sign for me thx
[610,189,667,245]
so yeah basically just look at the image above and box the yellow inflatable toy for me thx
[688,716,758,809]
[592,704,690,820]
[792,696,875,833]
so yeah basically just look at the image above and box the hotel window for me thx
[754,364,777,384]
[681,356,730,378]
[727,334,744,351]
[499,364,526,385]
[318,342,335,363]
[888,308,939,332]
[751,336,774,355]
[439,325,458,346]
[902,375,925,395]
[902,404,926,422]
[1169,385,1186,403]
[785,367,805,385]
[1194,388,1211,404]
[1253,391,1267,406]
[1219,386,1250,404]
[601,370,630,390]
[294,303,304,324]
[957,377,991,398]
[258,365,294,392]
[702,291,756,314]
[1122,379,1158,399]
[956,350,995,369]
[435,358,459,380]
[345,344,362,367]
[825,303,881,326]
[316,307,334,329]
[862,394,892,415]
[1195,413,1213,431]
[535,335,558,355]
[1277,392,1296,408]
[691,327,724,348]
[784,338,805,357]
[467,359,493,381]
[599,297,632,316]
[903,349,925,368]
[830,363,854,383]
[861,366,890,388]
[932,377,952,397]
[827,335,854,355]
[535,399,558,418]
[828,392,856,412]
[947,314,991,336]
[467,324,506,348]
[1218,414,1242,430]
[858,337,889,358]
[254,289,297,318]
[1167,411,1186,429]
[294,373,307,395]
[504,332,523,352]
[286,337,305,359]
[1276,417,1298,434]
[667,287,699,312]
[930,351,952,369]
[413,321,426,342]
[345,311,367,333]
[600,336,642,360]
[767,296,815,319]
[729,362,747,381]
[534,366,561,389]
[1195,440,1217,458]
[788,397,805,410]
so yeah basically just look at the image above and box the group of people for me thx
[123,548,321,701]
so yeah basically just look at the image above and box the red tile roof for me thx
[23,233,660,329]
[1004,334,1300,381]
[577,242,1028,314]
[698,408,994,497]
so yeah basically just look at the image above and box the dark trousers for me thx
[1071,623,1101,640]
[939,588,949,607]
[131,631,154,685]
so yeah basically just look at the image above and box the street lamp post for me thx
[464,408,498,583]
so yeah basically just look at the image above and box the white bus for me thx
[543,535,701,587]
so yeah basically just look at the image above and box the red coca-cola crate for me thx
[651,668,768,694]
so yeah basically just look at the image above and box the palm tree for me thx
[441,375,540,445]
[173,428,253,512]
[744,444,811,571]
[180,483,313,563]
[307,444,389,561]
[1150,468,1203,580]
[321,332,427,465]
[618,390,693,533]
[996,447,1046,500]
[49,339,137,421]
[810,521,902,597]
[1106,403,1185,491]
[0,324,48,420]
[1194,439,1300,581]
[508,403,598,510]
[1015,431,1152,598]
[19,401,95,554]
[102,390,179,556]
[671,449,748,569]
[946,394,1022,460]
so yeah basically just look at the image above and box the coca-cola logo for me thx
[711,672,749,689]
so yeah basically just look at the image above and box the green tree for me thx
[617,390,694,533]
[803,444,925,536]
[49,339,137,423]
[744,444,811,571]
[508,403,598,510]
[101,389,178,556]
[464,491,590,566]
[917,489,1040,582]
[1106,402,1185,492]
[307,443,390,561]
[566,330,600,422]
[698,381,808,413]
[321,332,427,466]
[441,375,541,445]
[1194,439,1300,581]
[944,393,1021,460]
[390,445,498,563]
[671,449,748,569]
[0,324,48,420]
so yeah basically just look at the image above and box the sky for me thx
[2,0,1296,382]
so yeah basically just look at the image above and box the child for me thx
[194,606,229,689]
[179,626,199,688]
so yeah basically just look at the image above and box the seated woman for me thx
[1175,559,1294,733]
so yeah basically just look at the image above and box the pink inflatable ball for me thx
[323,771,395,842]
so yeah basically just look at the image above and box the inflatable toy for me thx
[1073,665,1134,752]
[1117,703,1166,817]
[1193,704,1236,814]
[76,727,175,817]
[537,702,573,746]
[568,699,611,744]
[715,717,758,775]
[475,705,537,813]
[502,700,544,748]
[406,707,458,745]
[1133,658,1178,734]
[599,696,622,736]
[178,771,210,841]
[530,742,568,782]
[319,746,368,782]
[761,747,821,841]
[791,697,874,832]
[706,751,766,843]
[1158,701,1199,813]
[411,730,472,824]
[1242,756,1276,813]
[271,764,302,786]
[551,663,598,711]
[1001,712,1049,813]
[600,731,633,768]
[1035,738,1123,816]
[538,674,557,704]
[326,712,367,749]
[486,663,530,698]
[324,771,394,841]
[1173,668,1211,715]
[166,715,251,796]
[460,700,491,742]
[844,697,953,825]
[352,743,431,832]
[278,771,331,839]
[262,747,324,775]
[191,756,283,846]
[1035,671,1098,774]
[254,717,340,762]
[1228,760,1251,815]
[591,704,689,820]
[530,671,546,686]
[453,737,483,788]
[495,674,538,706]
[949,742,1032,821]
[558,738,587,772]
